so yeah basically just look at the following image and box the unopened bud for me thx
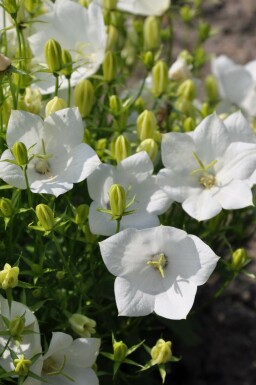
[198,21,211,43]
[137,110,158,141]
[134,96,145,113]
[152,60,168,97]
[205,75,219,104]
[109,184,126,220]
[45,96,67,117]
[151,339,172,365]
[9,314,25,337]
[113,340,128,362]
[180,5,195,24]
[231,248,248,271]
[177,79,196,101]
[79,0,90,7]
[60,49,73,78]
[14,355,32,376]
[69,313,96,337]
[56,270,66,280]
[74,79,94,118]
[143,16,160,51]
[35,204,55,231]
[103,0,117,10]
[103,51,117,83]
[0,198,13,217]
[12,141,28,166]
[168,58,192,81]
[112,135,131,163]
[201,102,212,118]
[96,138,107,157]
[106,25,119,51]
[137,139,158,162]
[141,51,154,70]
[183,116,196,132]
[75,204,89,225]
[44,39,62,74]
[175,99,195,117]
[2,0,18,15]
[109,95,121,116]
[0,263,19,290]
[24,87,42,115]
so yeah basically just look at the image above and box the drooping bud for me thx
[0,198,13,217]
[143,16,160,51]
[108,184,126,220]
[106,25,119,51]
[168,58,192,81]
[14,355,32,376]
[12,141,28,166]
[9,314,25,337]
[69,313,96,337]
[44,39,62,74]
[231,248,248,272]
[205,75,219,104]
[137,110,158,141]
[103,51,117,83]
[113,340,128,362]
[0,263,19,290]
[45,96,67,117]
[152,60,168,97]
[75,204,89,226]
[60,49,73,78]
[112,135,131,163]
[177,79,196,101]
[151,339,172,365]
[35,204,55,231]
[74,79,95,118]
[136,139,158,162]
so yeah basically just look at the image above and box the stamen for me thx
[199,174,216,189]
[147,253,167,278]
[35,159,52,178]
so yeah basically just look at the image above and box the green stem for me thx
[8,75,17,109]
[115,219,121,234]
[54,75,59,97]
[52,234,76,283]
[15,20,23,106]
[67,77,71,107]
[23,165,33,208]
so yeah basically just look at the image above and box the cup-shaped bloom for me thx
[0,108,101,197]
[28,0,107,94]
[157,112,256,221]
[117,0,171,16]
[99,226,219,319]
[69,313,96,337]
[87,152,172,236]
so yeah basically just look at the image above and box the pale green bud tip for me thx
[137,109,158,141]
[103,0,117,10]
[137,139,158,162]
[14,355,32,376]
[103,51,117,83]
[143,16,160,51]
[0,263,19,290]
[112,135,131,163]
[44,38,62,74]
[205,75,219,103]
[75,204,89,225]
[113,341,128,362]
[152,60,168,97]
[183,116,196,132]
[0,53,12,72]
[69,313,96,337]
[74,79,95,118]
[141,51,154,70]
[35,204,55,231]
[177,79,196,101]
[109,95,121,116]
[106,25,118,51]
[109,184,126,220]
[60,49,73,77]
[0,198,13,217]
[12,141,28,166]
[9,314,25,337]
[45,96,67,117]
[151,339,172,365]
[231,248,248,271]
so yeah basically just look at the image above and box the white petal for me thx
[224,111,255,143]
[114,277,155,316]
[161,132,196,171]
[182,189,222,221]
[117,0,170,16]
[215,179,253,209]
[117,152,153,182]
[43,332,73,360]
[0,150,26,189]
[87,163,115,203]
[65,338,101,367]
[89,201,117,236]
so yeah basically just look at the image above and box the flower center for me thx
[42,357,58,375]
[35,159,51,176]
[199,174,216,189]
[191,152,217,189]
[147,253,167,278]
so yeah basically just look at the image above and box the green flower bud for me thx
[79,0,90,7]
[175,99,195,117]
[35,204,55,231]
[12,141,28,166]
[0,198,13,217]
[152,60,168,97]
[103,51,117,83]
[183,117,196,132]
[109,184,126,220]
[74,79,95,118]
[0,263,19,290]
[69,313,96,337]
[201,102,212,118]
[14,354,32,376]
[136,138,158,162]
[141,51,154,70]
[177,79,196,101]
[231,248,248,272]
[109,95,121,116]
[60,49,73,78]
[103,0,117,10]
[180,5,195,24]
[112,135,131,163]
[151,339,172,365]
[134,96,145,113]
[9,314,25,337]
[96,138,107,157]
[205,75,219,104]
[56,270,66,280]
[143,16,160,51]
[45,96,67,117]
[44,38,62,74]
[137,110,158,141]
[113,340,128,362]
[198,21,211,43]
[75,204,89,225]
[106,25,119,51]
[2,0,18,15]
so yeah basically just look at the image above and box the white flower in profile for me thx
[28,0,107,94]
[99,226,219,319]
[87,151,172,236]
[23,332,101,385]
[157,112,256,221]
[168,57,192,81]
[117,0,171,16]
[0,295,42,373]
[0,108,101,197]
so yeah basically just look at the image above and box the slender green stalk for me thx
[115,218,121,234]
[67,77,71,107]
[52,234,76,283]
[8,75,17,109]
[54,75,59,97]
[23,165,33,208]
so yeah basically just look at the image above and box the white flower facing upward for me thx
[99,226,219,319]
[117,0,171,16]
[23,332,101,385]
[87,151,172,236]
[28,0,107,94]
[157,112,256,221]
[0,108,101,197]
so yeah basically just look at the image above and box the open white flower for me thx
[99,226,219,319]
[87,151,172,236]
[28,0,107,94]
[157,112,256,221]
[23,332,100,385]
[0,295,42,373]
[117,0,171,16]
[0,108,101,196]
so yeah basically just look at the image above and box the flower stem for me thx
[115,219,121,234]
[23,165,33,207]
[67,77,71,107]
[52,234,76,283]
[54,75,59,97]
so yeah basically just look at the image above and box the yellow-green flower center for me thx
[35,159,51,176]
[191,152,217,189]
[199,174,216,189]
[147,253,167,278]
